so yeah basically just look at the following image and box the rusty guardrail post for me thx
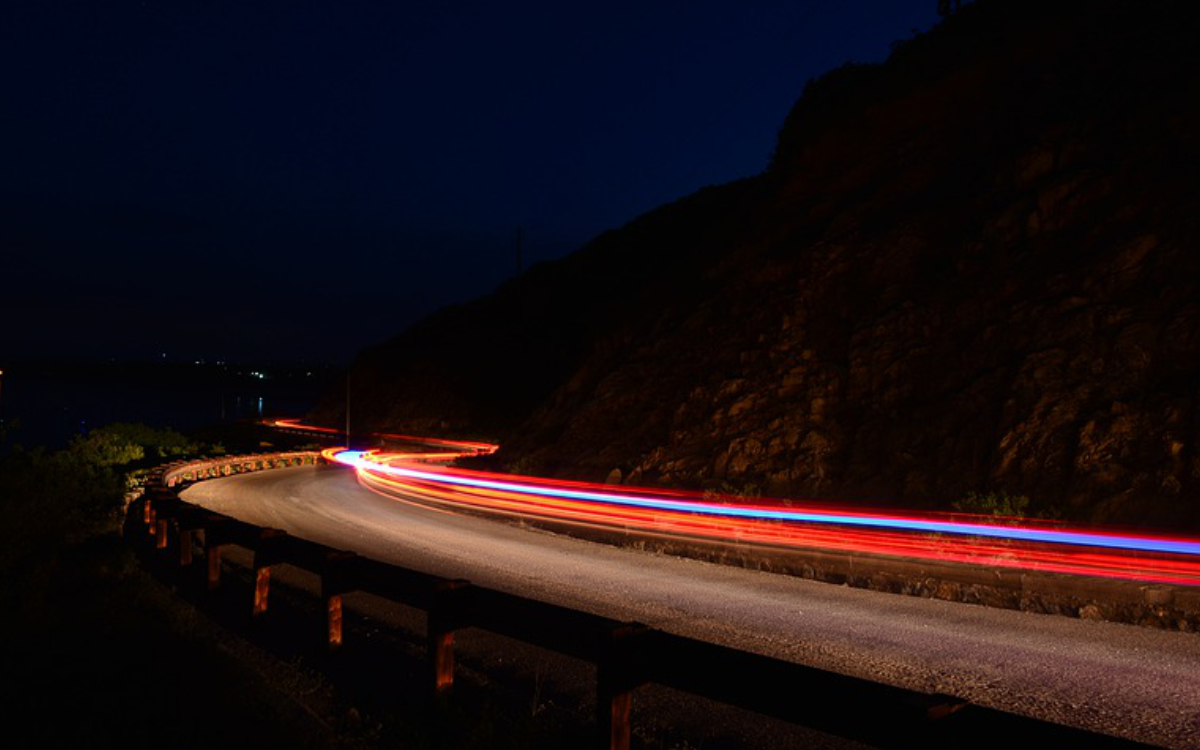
[170,507,202,568]
[141,487,174,549]
[321,551,359,651]
[427,580,472,697]
[251,529,289,618]
[203,519,235,591]
[207,538,222,589]
[178,527,194,566]
[155,498,186,554]
[596,623,650,750]
[173,507,212,569]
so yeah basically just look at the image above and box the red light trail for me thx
[277,421,1200,587]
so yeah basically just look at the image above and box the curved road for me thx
[183,464,1200,749]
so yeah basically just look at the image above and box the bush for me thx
[0,421,222,576]
[953,491,1031,517]
[0,421,331,750]
[953,490,1063,521]
[85,422,202,460]
[702,480,762,504]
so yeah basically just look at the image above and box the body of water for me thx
[0,360,337,449]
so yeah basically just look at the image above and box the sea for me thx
[0,359,339,449]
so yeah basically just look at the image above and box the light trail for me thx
[272,420,1200,586]
[307,442,1200,587]
[272,418,498,455]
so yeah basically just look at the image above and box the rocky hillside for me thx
[320,0,1200,528]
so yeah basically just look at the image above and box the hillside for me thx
[317,0,1200,527]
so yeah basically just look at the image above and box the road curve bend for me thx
[183,464,1200,749]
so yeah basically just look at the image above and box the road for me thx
[183,464,1200,749]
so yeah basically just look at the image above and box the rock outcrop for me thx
[319,0,1200,528]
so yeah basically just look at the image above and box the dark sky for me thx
[2,0,942,365]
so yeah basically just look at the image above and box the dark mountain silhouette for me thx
[315,0,1200,528]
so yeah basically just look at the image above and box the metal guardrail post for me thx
[207,538,223,590]
[145,492,169,547]
[204,520,236,591]
[251,529,288,618]
[427,580,472,697]
[178,528,194,566]
[144,490,182,552]
[321,552,359,651]
[253,567,270,616]
[174,509,213,569]
[596,623,650,750]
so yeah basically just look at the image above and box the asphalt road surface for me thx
[183,464,1200,749]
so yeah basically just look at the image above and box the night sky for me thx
[3,1,942,365]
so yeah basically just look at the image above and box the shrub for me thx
[953,491,1031,517]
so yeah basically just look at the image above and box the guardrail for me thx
[130,455,1153,750]
[161,452,321,487]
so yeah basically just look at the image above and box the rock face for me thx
[321,0,1200,528]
